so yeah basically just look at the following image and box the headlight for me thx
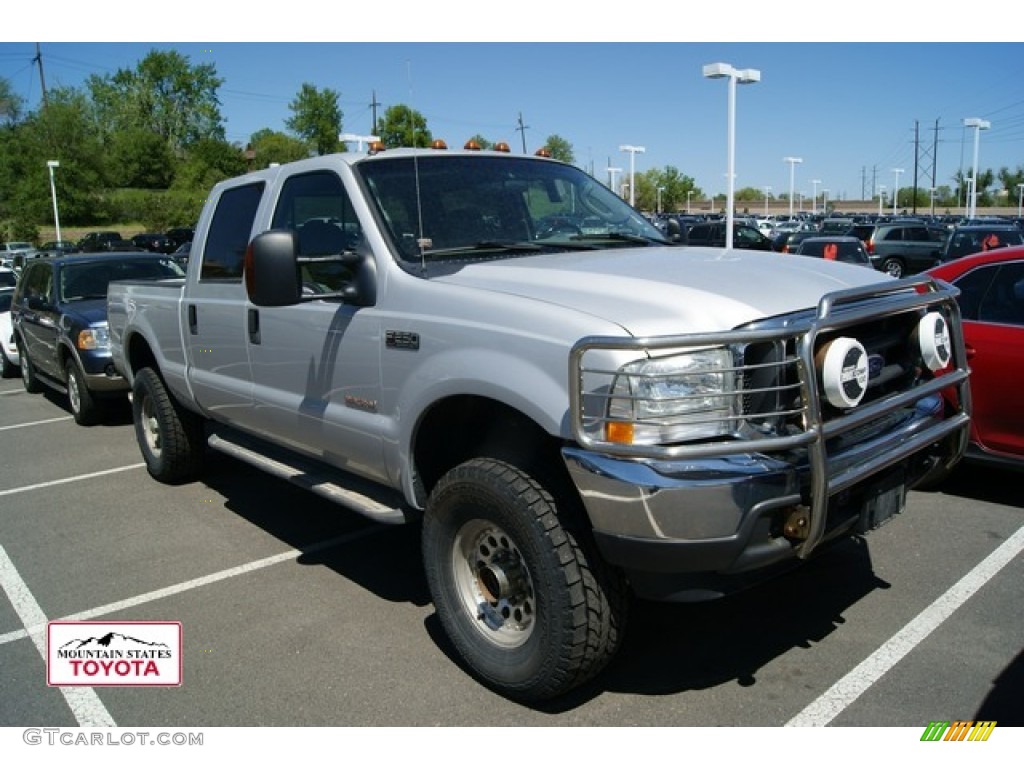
[77,325,111,351]
[606,348,736,445]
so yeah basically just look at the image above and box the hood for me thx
[60,298,109,327]
[436,246,893,336]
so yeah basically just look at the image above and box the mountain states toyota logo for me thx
[47,621,182,687]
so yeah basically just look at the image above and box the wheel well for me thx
[412,397,571,506]
[125,332,159,379]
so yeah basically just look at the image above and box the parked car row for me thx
[6,252,186,423]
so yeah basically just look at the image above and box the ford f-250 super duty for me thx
[107,145,971,702]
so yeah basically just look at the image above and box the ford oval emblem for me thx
[868,354,885,380]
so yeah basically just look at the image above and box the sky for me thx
[3,5,1022,208]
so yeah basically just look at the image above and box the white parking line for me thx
[0,463,146,498]
[787,523,1024,727]
[0,526,386,648]
[0,415,74,430]
[0,543,117,727]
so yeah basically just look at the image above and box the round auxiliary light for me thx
[493,141,511,153]
[463,139,481,151]
[818,337,869,409]
[431,139,448,150]
[916,312,951,371]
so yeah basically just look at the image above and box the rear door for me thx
[183,181,265,424]
[15,261,61,378]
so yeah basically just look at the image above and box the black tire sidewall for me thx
[66,360,97,425]
[131,367,202,483]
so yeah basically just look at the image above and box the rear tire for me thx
[422,457,627,702]
[132,367,205,484]
[0,347,16,378]
[18,341,42,393]
[882,257,905,278]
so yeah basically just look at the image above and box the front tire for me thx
[0,347,16,378]
[132,367,205,484]
[422,458,627,702]
[66,359,100,426]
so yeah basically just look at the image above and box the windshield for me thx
[358,154,667,267]
[60,257,185,302]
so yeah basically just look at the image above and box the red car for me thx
[926,246,1024,468]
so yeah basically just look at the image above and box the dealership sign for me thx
[47,621,182,687]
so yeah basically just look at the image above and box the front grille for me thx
[569,275,970,462]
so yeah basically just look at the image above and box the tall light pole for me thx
[607,166,622,196]
[619,144,645,207]
[783,156,802,218]
[686,190,694,214]
[656,186,664,214]
[877,185,886,217]
[810,179,821,215]
[763,185,772,216]
[704,62,760,249]
[822,189,829,215]
[964,118,990,219]
[1017,183,1024,217]
[891,168,904,215]
[47,160,62,243]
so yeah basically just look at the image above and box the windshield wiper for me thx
[422,241,545,258]
[569,232,669,246]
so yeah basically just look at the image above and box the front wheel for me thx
[422,458,627,702]
[66,359,100,426]
[132,367,205,484]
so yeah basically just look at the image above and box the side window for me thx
[24,263,53,303]
[906,227,928,242]
[977,263,1024,326]
[271,171,360,292]
[200,182,265,282]
[952,265,997,321]
[882,228,901,242]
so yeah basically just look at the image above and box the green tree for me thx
[171,138,248,197]
[377,105,432,148]
[108,127,176,188]
[997,166,1024,202]
[0,77,24,125]
[543,134,574,164]
[0,87,109,229]
[285,83,342,156]
[247,129,312,168]
[636,166,700,213]
[88,49,225,155]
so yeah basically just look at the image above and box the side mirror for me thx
[667,218,682,243]
[245,230,303,307]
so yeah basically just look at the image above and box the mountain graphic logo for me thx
[59,631,171,652]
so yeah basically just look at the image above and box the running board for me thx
[207,429,411,525]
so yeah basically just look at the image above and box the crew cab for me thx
[11,252,185,423]
[106,146,971,702]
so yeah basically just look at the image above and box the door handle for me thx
[188,304,198,335]
[248,308,260,345]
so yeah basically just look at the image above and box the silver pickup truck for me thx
[107,147,971,702]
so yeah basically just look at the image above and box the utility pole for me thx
[33,42,48,108]
[369,90,381,134]
[912,121,920,215]
[515,112,529,154]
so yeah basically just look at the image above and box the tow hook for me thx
[783,506,811,540]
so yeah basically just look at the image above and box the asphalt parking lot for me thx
[0,374,1021,736]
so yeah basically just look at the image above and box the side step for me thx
[207,428,412,525]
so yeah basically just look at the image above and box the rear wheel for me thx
[19,341,42,393]
[0,347,16,378]
[882,257,905,278]
[132,367,205,483]
[422,457,627,702]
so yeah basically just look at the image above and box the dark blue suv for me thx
[11,252,185,424]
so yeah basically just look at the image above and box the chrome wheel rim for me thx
[451,519,536,649]
[140,394,161,454]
